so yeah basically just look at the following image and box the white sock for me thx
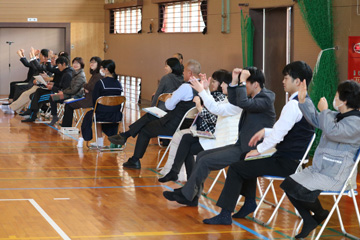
[97,137,104,147]
[77,137,84,148]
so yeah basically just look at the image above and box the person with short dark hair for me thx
[48,57,86,126]
[61,56,103,127]
[77,59,123,148]
[280,80,360,239]
[200,61,315,225]
[159,69,242,182]
[151,57,184,110]
[5,48,52,115]
[108,59,201,169]
[163,66,276,207]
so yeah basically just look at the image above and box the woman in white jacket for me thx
[159,70,242,182]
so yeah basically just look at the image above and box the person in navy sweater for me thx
[77,59,123,148]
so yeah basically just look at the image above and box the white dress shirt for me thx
[198,89,242,116]
[165,83,194,110]
[257,91,303,153]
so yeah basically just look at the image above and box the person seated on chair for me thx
[108,59,202,169]
[19,51,69,118]
[48,57,86,126]
[61,56,103,127]
[200,61,315,225]
[6,49,37,104]
[4,48,50,115]
[151,57,184,111]
[163,65,276,207]
[159,69,242,182]
[279,80,360,239]
[77,59,123,148]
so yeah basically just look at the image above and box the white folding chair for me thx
[156,107,198,170]
[88,95,126,151]
[252,133,316,226]
[74,108,86,128]
[203,168,227,195]
[295,148,360,240]
[155,93,172,147]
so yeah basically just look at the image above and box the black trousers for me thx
[62,97,92,127]
[130,113,178,159]
[9,81,25,99]
[171,133,204,178]
[50,98,64,116]
[13,82,32,101]
[29,88,52,111]
[216,153,299,212]
[181,144,244,201]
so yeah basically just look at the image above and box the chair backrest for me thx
[175,106,199,132]
[344,148,360,190]
[94,96,126,112]
[295,133,316,172]
[156,93,172,107]
[93,96,126,124]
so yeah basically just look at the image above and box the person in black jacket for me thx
[6,49,36,102]
[109,59,201,169]
[22,56,73,123]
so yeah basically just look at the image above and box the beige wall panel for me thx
[0,0,105,81]
[334,0,360,82]
[105,0,323,101]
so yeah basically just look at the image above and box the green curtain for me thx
[241,10,254,67]
[298,0,339,155]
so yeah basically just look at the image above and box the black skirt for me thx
[280,176,321,203]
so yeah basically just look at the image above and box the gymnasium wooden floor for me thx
[0,100,359,240]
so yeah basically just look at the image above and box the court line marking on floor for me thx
[0,175,158,181]
[0,198,70,240]
[0,186,270,240]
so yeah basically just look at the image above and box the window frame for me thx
[157,0,207,34]
[110,6,143,34]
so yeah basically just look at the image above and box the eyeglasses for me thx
[90,61,97,64]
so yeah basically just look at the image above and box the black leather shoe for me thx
[163,191,177,201]
[109,134,127,145]
[21,117,36,122]
[20,109,32,116]
[123,158,141,169]
[174,192,198,206]
[158,170,178,183]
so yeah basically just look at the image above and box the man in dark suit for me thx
[163,66,276,206]
[202,61,314,225]
[109,59,201,169]
[7,49,37,102]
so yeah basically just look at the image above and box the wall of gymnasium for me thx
[0,0,106,80]
[105,0,360,102]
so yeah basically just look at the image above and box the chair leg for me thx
[203,169,225,195]
[156,143,171,170]
[253,179,274,218]
[315,194,343,240]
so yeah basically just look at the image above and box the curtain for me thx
[200,0,207,34]
[298,0,339,155]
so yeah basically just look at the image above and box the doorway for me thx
[0,23,70,95]
[250,7,293,118]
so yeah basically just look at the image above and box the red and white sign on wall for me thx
[348,36,360,83]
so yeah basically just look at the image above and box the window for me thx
[158,0,207,33]
[119,75,141,105]
[110,7,142,34]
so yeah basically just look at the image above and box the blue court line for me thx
[198,203,270,240]
[45,124,78,140]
